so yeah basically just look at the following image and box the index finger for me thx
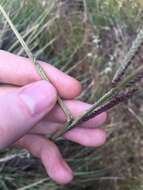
[0,50,81,99]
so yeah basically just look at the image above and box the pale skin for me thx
[0,50,107,185]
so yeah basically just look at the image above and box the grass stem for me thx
[0,4,73,123]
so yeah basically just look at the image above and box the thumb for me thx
[0,81,57,149]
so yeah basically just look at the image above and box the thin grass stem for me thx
[0,4,73,123]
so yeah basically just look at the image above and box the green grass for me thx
[0,0,143,189]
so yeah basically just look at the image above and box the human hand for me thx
[0,50,107,184]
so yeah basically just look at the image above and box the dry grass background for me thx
[0,0,143,189]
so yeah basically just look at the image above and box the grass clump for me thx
[0,0,143,190]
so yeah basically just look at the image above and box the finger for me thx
[0,85,19,95]
[0,80,57,149]
[29,122,106,148]
[16,134,73,185]
[64,128,106,147]
[0,50,81,99]
[30,121,62,135]
[0,86,107,128]
[47,100,107,128]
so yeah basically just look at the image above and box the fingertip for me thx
[84,112,107,127]
[51,161,73,185]
[54,74,81,99]
[64,128,107,147]
[64,78,82,99]
[40,140,73,185]
[95,129,107,146]
[44,157,73,185]
[41,62,82,99]
[98,112,107,124]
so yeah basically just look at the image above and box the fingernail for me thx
[19,81,57,115]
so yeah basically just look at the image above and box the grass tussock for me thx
[0,0,143,189]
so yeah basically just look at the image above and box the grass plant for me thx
[0,0,143,189]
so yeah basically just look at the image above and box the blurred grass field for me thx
[0,0,143,189]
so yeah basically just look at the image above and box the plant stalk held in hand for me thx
[0,4,143,141]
